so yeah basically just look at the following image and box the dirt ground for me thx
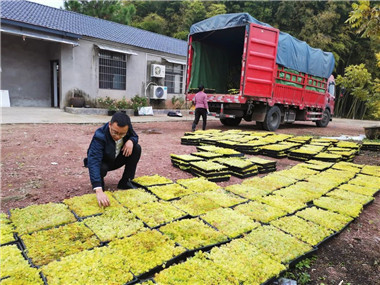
[1,119,379,284]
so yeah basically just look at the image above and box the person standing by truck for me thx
[191,85,209,131]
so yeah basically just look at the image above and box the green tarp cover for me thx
[189,41,229,93]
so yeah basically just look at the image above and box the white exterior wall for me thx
[2,32,186,108]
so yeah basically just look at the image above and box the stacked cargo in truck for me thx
[186,13,336,131]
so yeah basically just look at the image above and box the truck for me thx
[186,13,336,131]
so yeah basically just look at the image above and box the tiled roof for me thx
[1,0,187,56]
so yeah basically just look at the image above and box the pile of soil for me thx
[1,119,379,284]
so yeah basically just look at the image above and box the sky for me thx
[28,0,64,9]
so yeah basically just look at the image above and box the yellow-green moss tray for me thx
[326,189,374,205]
[243,225,313,264]
[129,201,186,228]
[257,195,307,214]
[112,188,158,208]
[176,177,221,193]
[234,201,287,223]
[159,218,228,250]
[201,208,260,238]
[361,165,380,177]
[338,183,378,197]
[154,251,240,284]
[225,183,269,200]
[296,207,353,232]
[171,193,220,216]
[22,222,100,266]
[0,213,16,244]
[273,186,322,203]
[349,174,380,189]
[42,245,135,284]
[10,203,76,235]
[63,192,121,218]
[208,239,286,284]
[271,215,333,246]
[313,196,363,218]
[148,183,194,200]
[109,229,186,276]
[84,207,145,242]
[1,244,42,284]
[200,189,247,207]
[133,174,173,187]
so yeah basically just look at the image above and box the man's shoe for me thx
[117,179,137,190]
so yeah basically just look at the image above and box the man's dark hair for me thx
[198,85,204,92]
[111,112,131,127]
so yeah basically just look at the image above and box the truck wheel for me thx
[220,117,242,126]
[263,106,281,131]
[316,109,330,127]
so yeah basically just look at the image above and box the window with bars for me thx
[164,63,184,94]
[99,50,126,90]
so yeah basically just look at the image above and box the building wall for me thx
[1,33,60,107]
[2,34,187,108]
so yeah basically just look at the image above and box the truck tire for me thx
[316,109,330,127]
[263,106,281,131]
[220,117,242,126]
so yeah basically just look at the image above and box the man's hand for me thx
[122,140,134,157]
[95,188,110,207]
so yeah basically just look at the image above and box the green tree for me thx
[64,0,136,25]
[335,64,374,119]
[133,13,167,34]
[346,0,380,39]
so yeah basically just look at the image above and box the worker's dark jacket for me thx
[85,122,138,189]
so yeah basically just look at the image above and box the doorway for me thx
[50,60,60,107]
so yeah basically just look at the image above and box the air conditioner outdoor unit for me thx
[151,86,168,100]
[151,64,165,78]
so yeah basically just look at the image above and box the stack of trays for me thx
[212,157,258,179]
[181,135,203,146]
[288,145,325,161]
[199,137,220,146]
[326,147,357,162]
[216,140,239,149]
[335,141,361,151]
[303,159,333,171]
[286,136,312,144]
[189,160,231,182]
[170,154,204,171]
[361,141,380,151]
[235,141,269,154]
[309,138,335,147]
[196,145,243,157]
[247,156,277,173]
[260,142,301,158]
[191,151,224,160]
[313,152,342,162]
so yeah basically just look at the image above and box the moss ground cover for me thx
[22,222,100,266]
[129,201,187,228]
[148,183,194,200]
[326,189,374,205]
[201,208,260,238]
[42,245,135,284]
[234,201,287,223]
[155,251,240,284]
[0,213,16,244]
[159,218,228,250]
[133,174,173,186]
[10,202,76,235]
[200,189,247,207]
[63,192,121,218]
[171,193,221,216]
[257,195,307,214]
[271,215,334,246]
[208,239,286,284]
[244,225,313,264]
[0,244,43,284]
[176,177,221,193]
[224,183,269,200]
[112,188,158,208]
[313,196,363,218]
[338,183,379,196]
[109,229,186,276]
[296,207,353,232]
[84,207,145,242]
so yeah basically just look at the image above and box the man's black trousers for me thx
[100,143,142,187]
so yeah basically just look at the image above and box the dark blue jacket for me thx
[86,122,138,188]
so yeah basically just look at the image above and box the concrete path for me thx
[1,107,200,124]
[1,107,378,127]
